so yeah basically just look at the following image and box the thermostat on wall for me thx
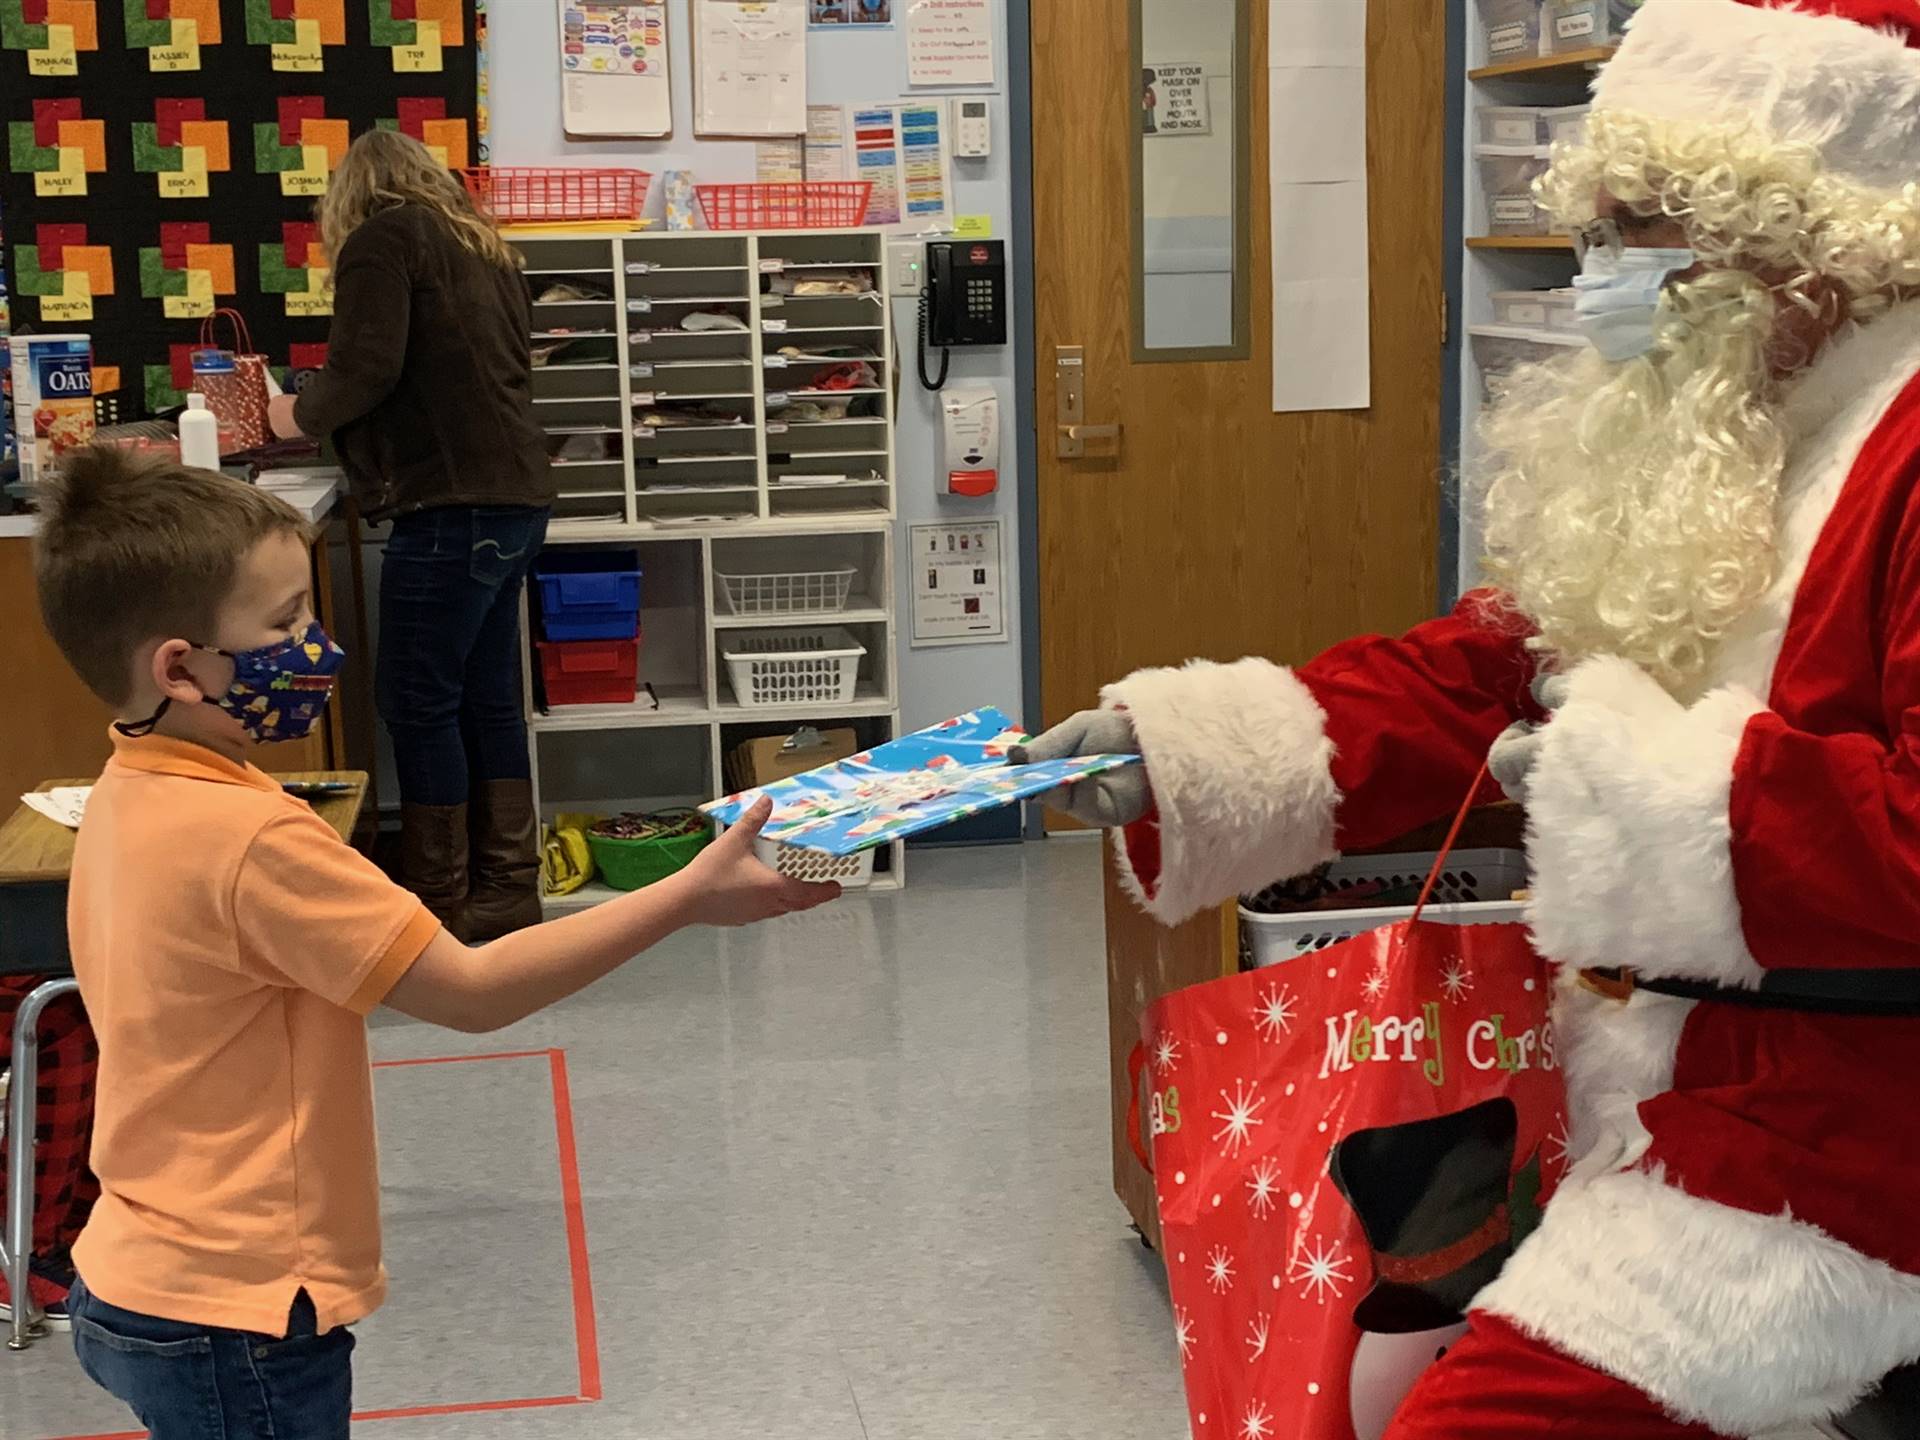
[953,99,992,159]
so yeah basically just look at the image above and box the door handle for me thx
[1055,344,1123,457]
[1057,421,1121,458]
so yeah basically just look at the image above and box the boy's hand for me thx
[684,798,841,926]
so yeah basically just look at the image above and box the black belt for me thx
[1579,966,1920,1018]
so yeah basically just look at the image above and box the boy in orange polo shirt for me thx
[33,448,838,1440]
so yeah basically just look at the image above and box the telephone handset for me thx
[918,239,1008,391]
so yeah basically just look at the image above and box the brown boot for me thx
[400,802,471,941]
[467,779,546,942]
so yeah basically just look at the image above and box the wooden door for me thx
[1030,0,1448,1236]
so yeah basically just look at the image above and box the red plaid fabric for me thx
[0,977,99,1258]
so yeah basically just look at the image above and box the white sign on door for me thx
[910,521,1006,646]
[1146,61,1211,136]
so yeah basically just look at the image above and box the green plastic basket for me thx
[587,818,712,891]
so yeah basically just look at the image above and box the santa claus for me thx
[1023,0,1920,1435]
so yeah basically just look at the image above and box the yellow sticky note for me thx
[29,24,79,76]
[163,268,217,320]
[150,17,201,71]
[43,269,93,324]
[281,149,330,197]
[272,17,325,72]
[393,18,442,72]
[952,215,994,239]
[35,145,88,198]
[286,289,333,317]
[160,147,211,199]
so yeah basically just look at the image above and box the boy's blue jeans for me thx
[69,1275,353,1440]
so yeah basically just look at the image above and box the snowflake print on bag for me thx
[1206,1246,1237,1294]
[1241,1399,1275,1440]
[1440,956,1475,1003]
[1287,1234,1354,1306]
[1175,1305,1197,1363]
[1152,1029,1182,1076]
[1246,1312,1270,1362]
[1212,1078,1266,1158]
[1246,1156,1284,1219]
[1253,981,1298,1041]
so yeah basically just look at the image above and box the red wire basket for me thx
[694,182,874,231]
[461,167,653,224]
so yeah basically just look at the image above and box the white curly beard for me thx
[1475,269,1791,699]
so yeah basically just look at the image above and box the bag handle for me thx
[199,308,254,356]
[1411,759,1496,923]
[1125,1041,1153,1173]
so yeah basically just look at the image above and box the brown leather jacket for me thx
[293,203,555,521]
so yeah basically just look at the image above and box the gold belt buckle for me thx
[1579,966,1637,1002]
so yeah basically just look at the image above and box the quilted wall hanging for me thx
[1,0,479,420]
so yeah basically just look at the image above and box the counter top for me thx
[0,467,341,540]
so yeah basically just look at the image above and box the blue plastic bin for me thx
[534,549,643,641]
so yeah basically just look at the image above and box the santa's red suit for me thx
[1105,3,1920,1434]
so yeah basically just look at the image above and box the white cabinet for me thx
[513,229,904,906]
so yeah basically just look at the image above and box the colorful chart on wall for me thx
[1,0,479,420]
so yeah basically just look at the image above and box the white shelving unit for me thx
[1456,21,1616,589]
[513,228,903,908]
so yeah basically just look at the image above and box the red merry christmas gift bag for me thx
[1139,788,1566,1440]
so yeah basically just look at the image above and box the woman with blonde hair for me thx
[271,128,554,940]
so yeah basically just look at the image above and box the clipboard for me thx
[692,0,808,138]
[559,0,675,139]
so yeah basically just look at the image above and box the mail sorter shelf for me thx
[515,229,903,901]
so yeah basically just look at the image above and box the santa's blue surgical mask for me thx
[1572,244,1697,362]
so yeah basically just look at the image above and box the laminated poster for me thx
[703,707,1140,856]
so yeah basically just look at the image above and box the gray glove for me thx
[1010,709,1151,829]
[1487,673,1570,805]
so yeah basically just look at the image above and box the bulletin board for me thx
[0,0,480,420]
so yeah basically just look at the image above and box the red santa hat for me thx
[1592,0,1920,192]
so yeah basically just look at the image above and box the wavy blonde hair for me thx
[318,129,519,272]
[1476,109,1920,695]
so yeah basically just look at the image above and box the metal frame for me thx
[1011,0,1046,835]
[4,976,80,1350]
[1128,0,1254,364]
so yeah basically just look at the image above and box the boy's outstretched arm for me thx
[384,799,836,1033]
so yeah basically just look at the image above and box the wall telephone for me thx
[918,239,1009,391]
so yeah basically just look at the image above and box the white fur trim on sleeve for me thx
[1101,658,1340,927]
[1524,656,1766,988]
[1476,1166,1920,1435]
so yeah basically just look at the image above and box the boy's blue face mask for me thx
[117,621,347,743]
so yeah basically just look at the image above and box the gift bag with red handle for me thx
[1137,776,1566,1440]
[189,309,272,454]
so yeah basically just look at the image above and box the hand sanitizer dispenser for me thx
[940,383,1000,497]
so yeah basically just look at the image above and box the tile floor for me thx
[5,841,1190,1440]
[1,840,1839,1440]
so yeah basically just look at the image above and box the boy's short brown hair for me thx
[34,447,312,707]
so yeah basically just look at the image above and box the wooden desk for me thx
[0,772,370,975]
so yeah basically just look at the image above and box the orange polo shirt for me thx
[68,733,439,1336]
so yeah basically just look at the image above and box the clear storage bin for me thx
[1471,325,1586,400]
[1475,0,1542,59]
[1544,0,1642,52]
[1490,289,1577,331]
[1477,146,1553,235]
[1543,104,1591,149]
[721,627,866,708]
[1477,105,1545,147]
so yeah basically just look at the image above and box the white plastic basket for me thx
[721,627,865,707]
[756,837,876,889]
[716,566,858,617]
[1240,848,1528,969]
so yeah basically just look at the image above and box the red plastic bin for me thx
[695,181,873,231]
[461,167,652,224]
[537,636,640,707]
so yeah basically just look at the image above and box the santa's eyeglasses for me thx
[1570,217,1625,264]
